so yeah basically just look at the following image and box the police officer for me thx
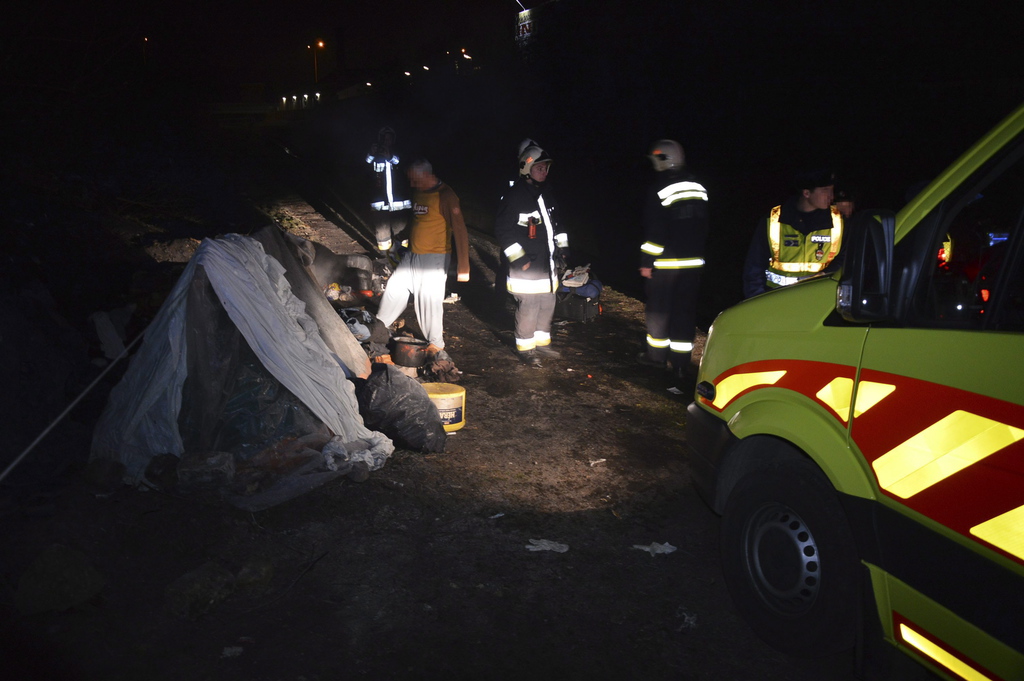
[495,143,570,367]
[742,169,843,298]
[638,140,710,382]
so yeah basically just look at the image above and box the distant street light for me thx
[307,40,324,83]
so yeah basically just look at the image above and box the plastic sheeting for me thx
[90,232,393,484]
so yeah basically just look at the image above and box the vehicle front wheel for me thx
[720,454,860,656]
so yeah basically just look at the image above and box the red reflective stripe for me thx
[705,360,1024,568]
[703,359,856,424]
[851,369,1024,566]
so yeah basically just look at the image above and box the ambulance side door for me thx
[852,144,1024,667]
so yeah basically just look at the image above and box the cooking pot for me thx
[392,337,430,367]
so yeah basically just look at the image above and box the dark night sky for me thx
[7,0,1021,223]
[5,1,1020,104]
[2,0,515,96]
[6,0,1021,181]
[3,0,1022,310]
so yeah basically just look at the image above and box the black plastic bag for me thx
[353,364,447,453]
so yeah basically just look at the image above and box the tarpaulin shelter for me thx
[90,226,394,508]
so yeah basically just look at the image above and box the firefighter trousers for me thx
[512,291,557,352]
[644,268,701,370]
[371,209,409,252]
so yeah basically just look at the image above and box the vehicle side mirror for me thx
[837,210,896,322]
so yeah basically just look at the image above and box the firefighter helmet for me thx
[519,144,552,177]
[647,139,685,171]
[377,127,396,153]
[517,138,540,157]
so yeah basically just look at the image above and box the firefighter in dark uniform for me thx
[366,126,412,258]
[638,139,710,382]
[495,143,570,368]
[742,169,843,298]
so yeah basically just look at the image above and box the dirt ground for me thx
[0,110,863,680]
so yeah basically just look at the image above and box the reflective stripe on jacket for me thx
[496,180,567,295]
[765,204,843,288]
[640,173,709,271]
[366,154,410,211]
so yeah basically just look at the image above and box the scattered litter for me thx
[443,293,460,303]
[675,605,699,632]
[489,513,505,519]
[589,458,606,467]
[632,542,677,556]
[324,282,352,302]
[221,647,244,658]
[567,368,574,372]
[526,539,569,553]
[667,387,685,395]
[322,438,377,472]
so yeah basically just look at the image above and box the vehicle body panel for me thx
[688,102,1024,680]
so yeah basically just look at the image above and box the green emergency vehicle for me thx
[687,102,1024,680]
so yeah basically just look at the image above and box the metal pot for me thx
[392,337,430,367]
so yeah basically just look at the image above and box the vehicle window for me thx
[911,151,1024,331]
[994,241,1024,331]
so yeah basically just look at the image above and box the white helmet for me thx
[647,139,685,171]
[517,138,540,157]
[518,144,552,177]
